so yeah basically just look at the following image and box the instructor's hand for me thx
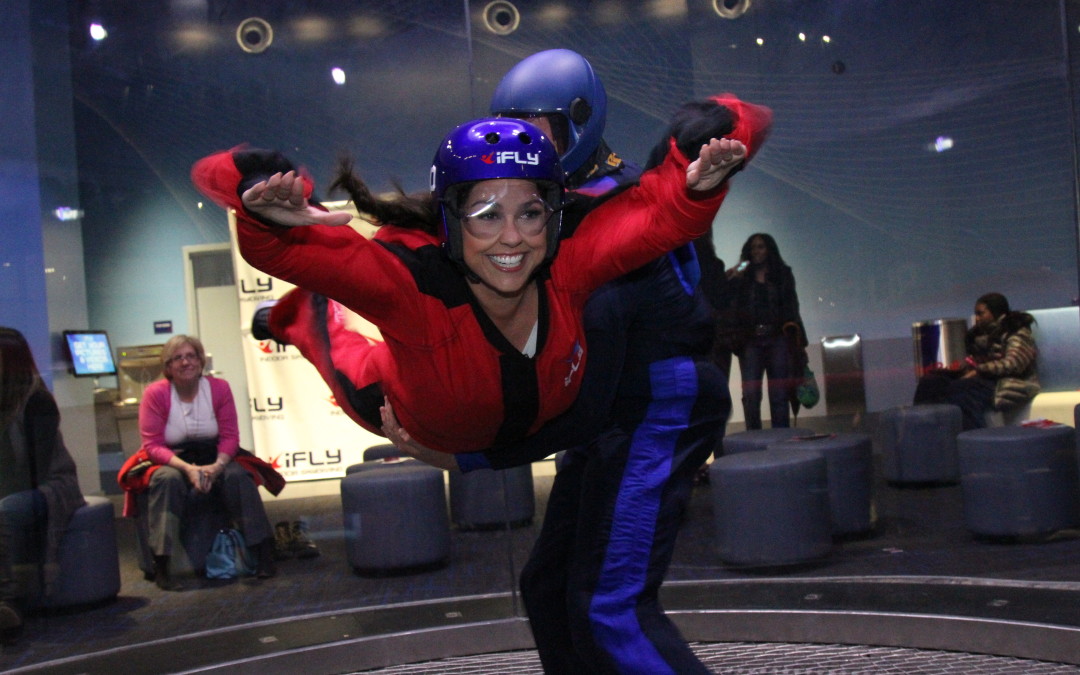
[380,398,459,472]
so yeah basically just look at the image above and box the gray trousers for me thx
[147,462,272,556]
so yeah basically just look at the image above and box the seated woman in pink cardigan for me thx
[137,334,275,589]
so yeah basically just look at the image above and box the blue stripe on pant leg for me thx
[587,357,697,674]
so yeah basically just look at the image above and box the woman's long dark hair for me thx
[329,157,441,235]
[0,327,44,429]
[740,232,788,278]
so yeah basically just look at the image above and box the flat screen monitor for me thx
[63,330,118,377]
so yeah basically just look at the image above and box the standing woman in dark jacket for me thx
[0,327,85,638]
[727,233,806,429]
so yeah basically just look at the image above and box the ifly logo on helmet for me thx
[481,151,540,166]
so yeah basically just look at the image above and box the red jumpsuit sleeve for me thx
[559,93,771,294]
[710,93,773,161]
[191,150,420,335]
[556,142,723,292]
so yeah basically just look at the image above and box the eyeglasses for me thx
[167,353,200,365]
[461,200,553,240]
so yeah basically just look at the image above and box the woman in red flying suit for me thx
[193,103,766,454]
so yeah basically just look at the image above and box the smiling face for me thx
[459,178,550,302]
[163,339,205,385]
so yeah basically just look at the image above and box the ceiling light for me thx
[482,1,520,35]
[712,0,750,19]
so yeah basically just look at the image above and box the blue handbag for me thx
[205,528,255,579]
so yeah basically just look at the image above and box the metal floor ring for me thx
[354,642,1080,674]
[9,578,1079,674]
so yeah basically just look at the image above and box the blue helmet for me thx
[430,117,564,266]
[490,49,607,177]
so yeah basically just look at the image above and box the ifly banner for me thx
[227,204,385,481]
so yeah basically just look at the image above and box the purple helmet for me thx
[430,117,564,265]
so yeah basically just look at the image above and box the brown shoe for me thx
[272,521,294,561]
[289,520,320,559]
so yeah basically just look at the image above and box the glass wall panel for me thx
[6,0,1075,665]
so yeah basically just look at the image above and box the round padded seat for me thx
[449,464,534,530]
[362,444,404,462]
[345,455,414,476]
[721,428,815,456]
[39,496,121,608]
[878,404,962,484]
[710,448,832,566]
[768,432,876,537]
[340,461,450,574]
[957,425,1080,538]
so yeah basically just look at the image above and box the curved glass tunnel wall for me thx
[8,0,1080,663]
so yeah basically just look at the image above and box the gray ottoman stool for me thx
[341,461,450,574]
[449,464,534,530]
[721,428,814,456]
[362,443,403,462]
[958,425,1080,538]
[769,433,876,537]
[345,454,413,476]
[879,404,962,484]
[710,448,832,566]
[38,496,121,608]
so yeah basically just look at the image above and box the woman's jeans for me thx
[914,371,996,430]
[0,489,47,603]
[738,333,793,429]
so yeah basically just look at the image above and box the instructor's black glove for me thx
[233,148,299,199]
[644,99,736,170]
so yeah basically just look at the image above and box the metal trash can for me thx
[821,334,865,418]
[912,318,967,377]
